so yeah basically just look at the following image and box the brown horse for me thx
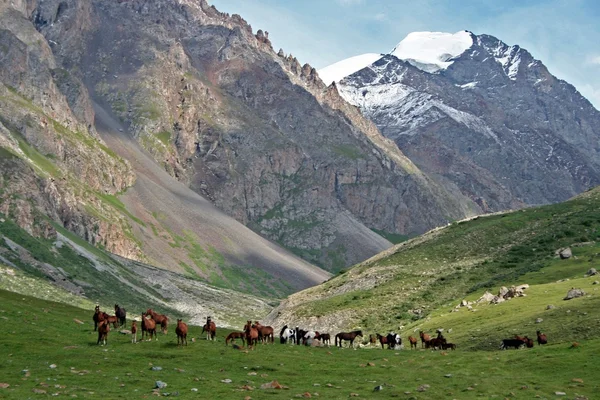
[114,304,126,327]
[175,319,188,347]
[131,321,138,344]
[141,313,157,341]
[93,306,108,331]
[225,331,246,346]
[536,330,547,345]
[335,330,363,348]
[105,315,119,329]
[202,316,217,341]
[97,320,110,346]
[408,335,418,349]
[244,320,259,347]
[146,309,168,334]
[419,331,431,348]
[376,333,389,349]
[254,321,274,344]
[320,333,331,346]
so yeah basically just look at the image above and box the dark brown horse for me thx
[244,320,259,347]
[419,331,431,348]
[114,304,126,327]
[93,306,108,331]
[225,331,246,346]
[376,333,389,349]
[254,321,274,344]
[335,330,363,348]
[202,316,217,340]
[175,319,188,347]
[408,335,418,350]
[141,313,157,341]
[536,330,547,345]
[320,333,331,346]
[97,320,110,346]
[146,309,168,334]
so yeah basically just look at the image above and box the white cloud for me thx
[588,55,600,66]
[372,13,387,21]
[335,0,364,5]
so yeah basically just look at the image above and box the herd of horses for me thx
[92,306,548,351]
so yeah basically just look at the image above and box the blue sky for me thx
[212,0,600,109]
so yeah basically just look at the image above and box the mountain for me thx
[325,31,600,213]
[0,0,330,297]
[264,186,600,337]
[0,0,484,274]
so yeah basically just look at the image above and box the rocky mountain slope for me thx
[6,0,483,272]
[0,0,330,297]
[0,215,271,327]
[264,186,600,334]
[328,31,600,212]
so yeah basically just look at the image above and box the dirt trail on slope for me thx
[93,102,331,291]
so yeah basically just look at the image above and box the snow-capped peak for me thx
[318,53,384,86]
[390,31,473,73]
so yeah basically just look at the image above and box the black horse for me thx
[114,304,126,327]
[295,327,308,345]
[335,330,363,348]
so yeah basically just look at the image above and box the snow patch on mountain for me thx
[390,31,473,73]
[478,37,523,80]
[318,53,383,85]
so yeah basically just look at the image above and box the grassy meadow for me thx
[0,289,598,400]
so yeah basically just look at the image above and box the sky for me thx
[211,0,600,109]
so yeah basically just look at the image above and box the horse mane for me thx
[279,325,288,337]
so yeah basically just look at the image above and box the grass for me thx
[155,130,171,146]
[0,289,598,399]
[286,187,600,332]
[332,144,364,160]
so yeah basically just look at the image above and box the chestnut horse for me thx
[254,321,274,344]
[244,320,259,346]
[114,304,126,327]
[225,331,246,346]
[202,316,217,340]
[335,330,363,348]
[146,309,168,334]
[175,319,188,347]
[408,335,418,350]
[141,313,157,341]
[97,320,110,346]
[419,331,431,348]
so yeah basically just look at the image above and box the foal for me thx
[131,321,137,344]
[408,335,418,350]
[97,320,110,346]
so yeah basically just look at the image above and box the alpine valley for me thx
[1,3,600,394]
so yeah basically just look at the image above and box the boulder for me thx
[477,291,495,303]
[564,288,585,300]
[586,268,598,276]
[491,296,505,304]
[559,248,572,259]
[546,304,555,310]
[498,286,509,297]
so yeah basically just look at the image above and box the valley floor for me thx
[0,290,597,399]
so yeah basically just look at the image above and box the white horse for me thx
[279,325,296,344]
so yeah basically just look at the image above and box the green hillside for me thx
[0,289,598,399]
[269,187,600,347]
